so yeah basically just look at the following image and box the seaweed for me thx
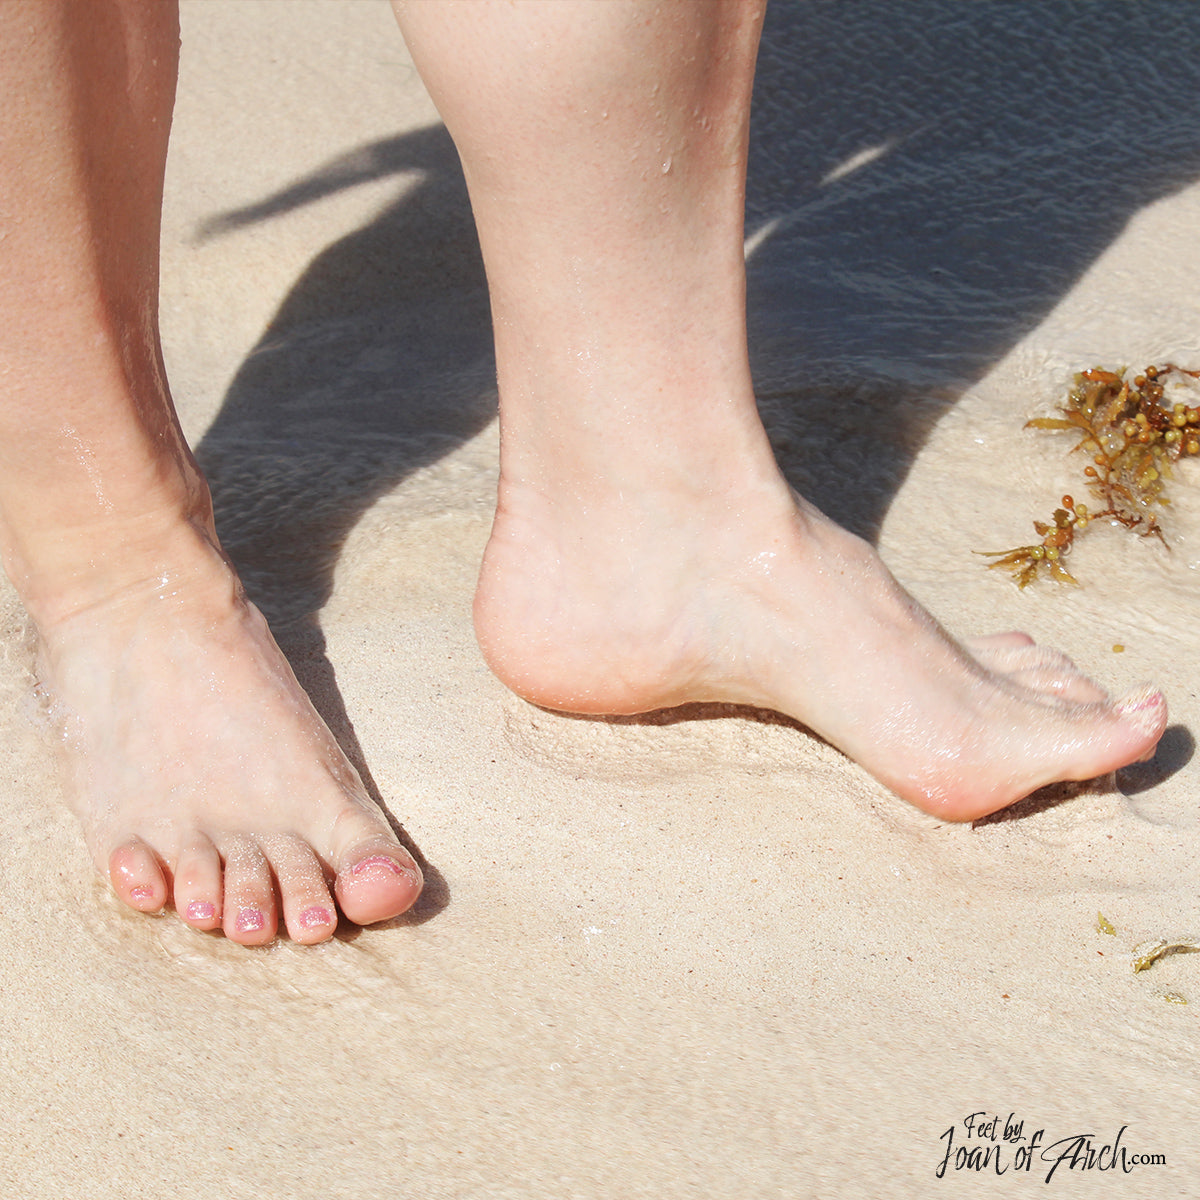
[1132,936,1200,974]
[1089,915,1195,1003]
[981,365,1200,586]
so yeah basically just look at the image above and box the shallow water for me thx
[4,2,1200,1197]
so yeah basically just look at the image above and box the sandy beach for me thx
[3,2,1200,1195]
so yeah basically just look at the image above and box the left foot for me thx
[26,519,423,945]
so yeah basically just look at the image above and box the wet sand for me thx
[3,2,1200,1195]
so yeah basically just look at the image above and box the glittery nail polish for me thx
[299,906,333,929]
[235,907,265,933]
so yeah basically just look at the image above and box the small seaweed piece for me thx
[1097,911,1116,936]
[1131,936,1200,974]
[982,364,1200,585]
[979,496,1084,587]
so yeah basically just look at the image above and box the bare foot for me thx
[475,477,1165,822]
[393,0,1165,825]
[29,526,422,946]
[0,0,420,946]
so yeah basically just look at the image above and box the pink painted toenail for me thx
[129,886,155,904]
[186,901,216,922]
[299,906,333,929]
[351,855,408,878]
[1116,686,1166,733]
[1118,689,1161,712]
[235,907,265,933]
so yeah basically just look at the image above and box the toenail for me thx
[186,901,216,922]
[1118,688,1162,713]
[1116,686,1166,732]
[129,886,156,904]
[235,907,265,933]
[299,906,333,929]
[351,854,410,879]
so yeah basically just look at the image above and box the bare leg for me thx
[396,0,1165,820]
[0,0,421,943]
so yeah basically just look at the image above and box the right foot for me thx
[407,0,1163,820]
[25,523,422,946]
[475,476,1166,822]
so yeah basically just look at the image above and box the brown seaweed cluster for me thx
[982,364,1200,586]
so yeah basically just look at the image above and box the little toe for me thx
[263,838,339,945]
[220,840,279,946]
[335,841,423,927]
[109,838,168,912]
[966,631,1036,654]
[173,837,223,930]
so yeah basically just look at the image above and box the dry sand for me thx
[3,2,1200,1196]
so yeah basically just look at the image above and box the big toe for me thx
[1112,685,1168,757]
[335,843,423,926]
[1033,685,1167,793]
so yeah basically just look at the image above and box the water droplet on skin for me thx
[748,550,778,576]
[661,156,672,174]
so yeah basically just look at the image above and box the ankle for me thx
[4,504,232,634]
[476,457,814,717]
[495,440,799,560]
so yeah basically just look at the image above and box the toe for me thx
[263,837,339,945]
[966,631,1036,654]
[334,841,423,927]
[1043,687,1167,791]
[981,641,1079,675]
[1009,667,1109,705]
[172,836,223,930]
[972,640,1112,704]
[1114,685,1168,747]
[109,838,168,912]
[220,839,278,946]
